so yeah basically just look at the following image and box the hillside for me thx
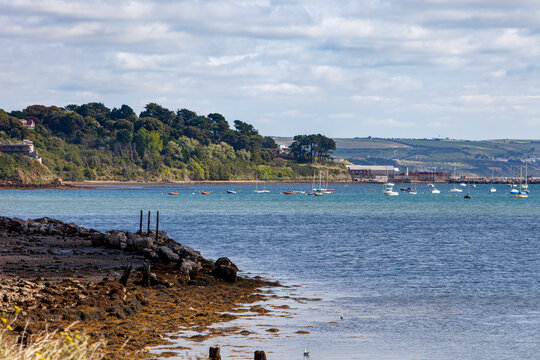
[274,137,540,177]
[0,103,350,184]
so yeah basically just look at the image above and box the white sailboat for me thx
[430,169,440,194]
[489,169,497,193]
[254,175,270,193]
[449,168,463,193]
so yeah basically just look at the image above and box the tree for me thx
[289,134,335,163]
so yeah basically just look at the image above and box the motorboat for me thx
[226,190,237,194]
[283,191,297,195]
[382,183,399,196]
[168,192,178,195]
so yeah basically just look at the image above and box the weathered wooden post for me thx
[254,350,266,360]
[119,262,132,286]
[209,347,221,360]
[139,210,143,234]
[142,262,151,287]
[155,211,159,243]
[147,210,151,236]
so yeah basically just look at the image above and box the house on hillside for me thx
[20,119,36,130]
[0,140,42,163]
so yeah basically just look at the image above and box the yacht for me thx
[382,183,399,196]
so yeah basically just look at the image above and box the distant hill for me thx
[274,137,540,177]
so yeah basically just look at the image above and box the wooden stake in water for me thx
[155,211,159,242]
[254,351,266,360]
[139,210,143,234]
[147,210,151,236]
[209,347,221,360]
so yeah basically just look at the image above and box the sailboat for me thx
[430,169,440,194]
[449,168,463,193]
[489,169,497,193]
[517,164,529,198]
[254,175,270,193]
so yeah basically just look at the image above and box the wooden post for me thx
[209,347,221,360]
[254,351,266,360]
[155,211,159,243]
[119,262,132,286]
[139,210,143,234]
[147,211,151,236]
[142,263,151,287]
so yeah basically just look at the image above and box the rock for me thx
[212,258,238,283]
[104,231,127,249]
[142,248,159,261]
[157,246,180,263]
[179,260,201,274]
[127,233,153,251]
[10,217,28,232]
[214,257,238,271]
[169,243,201,260]
[79,307,106,321]
[90,231,104,247]
[107,305,126,320]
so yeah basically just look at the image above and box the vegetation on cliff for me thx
[0,104,347,183]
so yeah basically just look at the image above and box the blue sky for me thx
[1,0,540,139]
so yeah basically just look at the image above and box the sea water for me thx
[1,184,538,359]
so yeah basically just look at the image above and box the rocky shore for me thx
[0,216,276,359]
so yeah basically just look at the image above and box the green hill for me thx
[0,103,349,184]
[274,137,540,177]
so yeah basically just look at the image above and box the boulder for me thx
[10,217,27,233]
[212,258,238,283]
[104,231,127,249]
[169,243,201,260]
[142,248,159,261]
[90,231,104,247]
[157,246,180,263]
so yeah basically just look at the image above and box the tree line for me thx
[0,103,337,182]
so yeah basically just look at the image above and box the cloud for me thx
[1,0,540,139]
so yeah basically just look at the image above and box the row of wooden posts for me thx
[209,347,267,360]
[139,210,160,242]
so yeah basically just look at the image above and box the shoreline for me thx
[0,216,279,359]
[1,176,538,190]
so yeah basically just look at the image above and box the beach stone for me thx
[157,246,180,263]
[179,260,201,274]
[104,231,127,249]
[212,258,238,283]
[170,243,201,260]
[10,217,28,232]
[142,248,159,261]
[90,231,104,247]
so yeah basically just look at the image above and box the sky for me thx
[1,0,540,140]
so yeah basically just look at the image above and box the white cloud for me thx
[1,0,540,139]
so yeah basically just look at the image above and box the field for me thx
[273,137,540,176]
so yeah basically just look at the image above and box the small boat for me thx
[312,192,324,196]
[201,191,211,195]
[489,186,496,193]
[382,183,399,196]
[450,168,463,192]
[464,193,472,199]
[168,192,178,195]
[226,190,237,194]
[283,191,296,195]
[516,192,528,198]
[431,187,440,194]
[459,182,467,187]
[510,188,520,194]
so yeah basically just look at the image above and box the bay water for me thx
[1,184,538,359]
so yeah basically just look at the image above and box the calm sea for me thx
[1,184,538,360]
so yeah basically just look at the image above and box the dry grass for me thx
[0,308,104,360]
